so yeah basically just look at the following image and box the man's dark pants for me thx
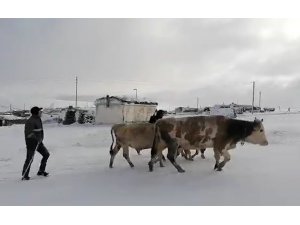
[22,138,50,177]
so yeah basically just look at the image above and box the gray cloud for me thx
[1,18,300,110]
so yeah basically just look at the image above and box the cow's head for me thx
[244,119,268,146]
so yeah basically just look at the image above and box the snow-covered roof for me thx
[95,96,158,106]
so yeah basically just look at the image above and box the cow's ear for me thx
[253,121,260,130]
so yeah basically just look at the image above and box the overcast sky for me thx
[1,18,300,111]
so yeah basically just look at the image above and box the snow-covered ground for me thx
[1,112,300,205]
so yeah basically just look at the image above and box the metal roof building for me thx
[94,95,158,124]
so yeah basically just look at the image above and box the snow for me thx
[1,113,300,205]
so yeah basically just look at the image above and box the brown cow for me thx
[148,116,268,173]
[109,122,166,168]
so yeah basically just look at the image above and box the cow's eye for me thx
[260,129,263,132]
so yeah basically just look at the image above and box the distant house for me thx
[208,105,237,118]
[263,107,275,112]
[12,110,30,117]
[0,114,28,126]
[94,95,158,124]
[175,107,198,114]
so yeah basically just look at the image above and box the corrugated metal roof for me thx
[95,96,158,105]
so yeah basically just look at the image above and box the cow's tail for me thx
[151,123,160,158]
[110,126,115,155]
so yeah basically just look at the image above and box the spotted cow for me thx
[148,116,268,173]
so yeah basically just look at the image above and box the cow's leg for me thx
[213,149,221,170]
[177,146,183,158]
[159,152,165,167]
[181,149,188,160]
[149,154,160,171]
[190,149,199,159]
[200,148,206,159]
[149,136,166,171]
[178,146,186,159]
[176,146,182,158]
[167,141,185,173]
[149,144,161,172]
[217,149,231,171]
[123,146,134,168]
[180,148,192,161]
[184,149,194,161]
[150,148,165,168]
[149,130,167,172]
[109,144,121,168]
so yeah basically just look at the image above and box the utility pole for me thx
[259,91,261,108]
[133,88,137,100]
[252,81,255,114]
[75,76,78,108]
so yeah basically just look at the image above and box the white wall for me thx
[95,103,156,124]
[210,106,236,118]
[95,104,124,124]
[123,104,156,122]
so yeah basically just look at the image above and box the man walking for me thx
[22,106,50,180]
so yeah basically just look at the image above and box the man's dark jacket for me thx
[24,115,44,142]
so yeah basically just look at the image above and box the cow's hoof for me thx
[109,164,113,168]
[217,168,223,171]
[130,164,134,168]
[159,164,165,167]
[201,155,206,159]
[188,158,194,161]
[177,168,185,173]
[148,163,153,172]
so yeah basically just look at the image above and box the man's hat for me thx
[30,106,43,115]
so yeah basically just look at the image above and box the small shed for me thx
[94,95,158,124]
